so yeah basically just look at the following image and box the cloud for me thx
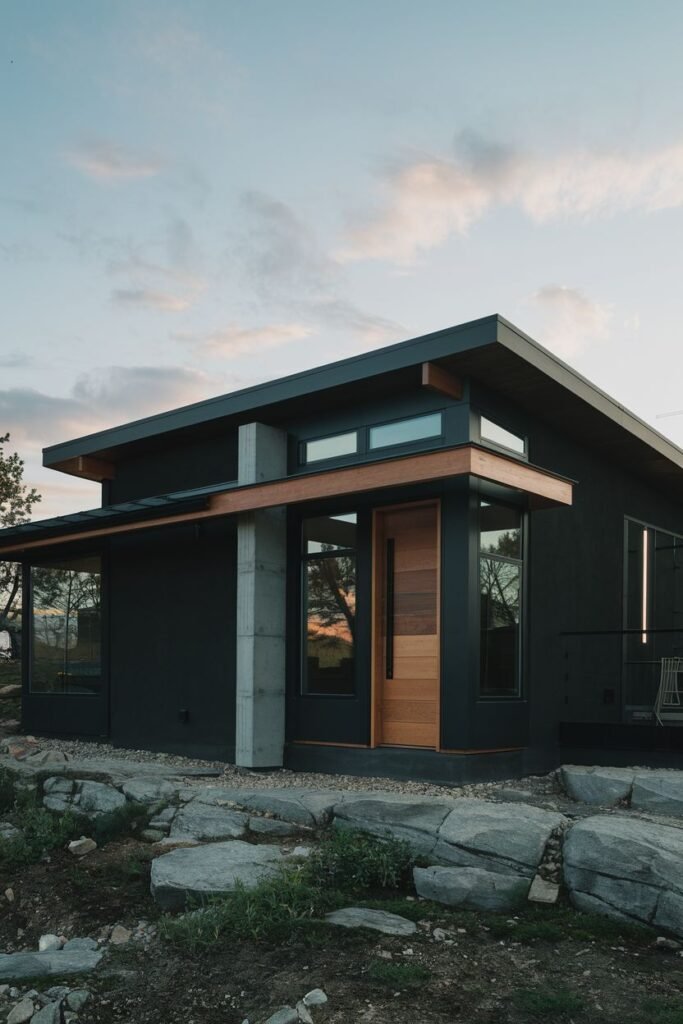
[339,133,683,263]
[66,140,163,182]
[528,285,612,358]
[112,288,194,312]
[0,352,32,369]
[177,322,313,357]
[235,191,404,348]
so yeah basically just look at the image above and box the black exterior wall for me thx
[108,519,237,759]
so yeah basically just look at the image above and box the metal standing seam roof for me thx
[0,491,216,549]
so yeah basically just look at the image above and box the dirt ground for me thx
[2,834,683,1024]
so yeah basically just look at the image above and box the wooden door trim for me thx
[371,499,441,751]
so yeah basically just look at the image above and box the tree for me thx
[0,433,41,625]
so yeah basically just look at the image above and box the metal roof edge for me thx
[42,315,500,465]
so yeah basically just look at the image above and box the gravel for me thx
[29,735,563,801]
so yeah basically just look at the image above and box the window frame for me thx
[300,429,359,466]
[477,499,525,701]
[367,411,445,452]
[478,414,528,460]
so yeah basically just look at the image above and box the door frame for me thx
[370,499,442,750]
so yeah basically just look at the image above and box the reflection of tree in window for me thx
[31,561,101,695]
[303,516,357,696]
[479,501,522,698]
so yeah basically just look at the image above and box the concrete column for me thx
[235,422,288,767]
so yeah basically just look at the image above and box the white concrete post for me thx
[235,422,288,767]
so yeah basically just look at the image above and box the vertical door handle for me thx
[386,538,395,679]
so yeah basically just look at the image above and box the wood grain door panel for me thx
[373,502,440,748]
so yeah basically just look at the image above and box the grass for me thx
[637,997,683,1024]
[478,904,654,945]
[511,986,585,1018]
[161,828,416,950]
[367,960,431,988]
[0,773,150,867]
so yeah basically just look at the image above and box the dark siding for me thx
[108,519,237,759]
[109,434,238,503]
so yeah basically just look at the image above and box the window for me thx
[479,502,522,697]
[303,431,358,464]
[480,416,526,456]
[302,513,357,695]
[369,412,442,450]
[30,556,102,695]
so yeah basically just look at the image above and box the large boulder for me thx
[434,800,566,877]
[0,948,103,983]
[324,907,417,935]
[563,814,683,934]
[332,794,454,858]
[169,801,248,842]
[76,781,127,816]
[199,787,342,827]
[122,777,177,806]
[414,865,530,911]
[150,840,285,910]
[631,772,683,818]
[560,765,635,805]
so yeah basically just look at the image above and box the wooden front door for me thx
[372,502,440,748]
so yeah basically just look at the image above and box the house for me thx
[2,314,682,782]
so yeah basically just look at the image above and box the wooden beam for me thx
[0,445,572,556]
[52,456,115,482]
[421,361,463,401]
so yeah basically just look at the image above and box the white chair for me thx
[654,657,683,724]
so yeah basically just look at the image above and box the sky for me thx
[2,0,683,519]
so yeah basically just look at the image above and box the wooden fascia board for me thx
[421,361,464,401]
[0,445,572,556]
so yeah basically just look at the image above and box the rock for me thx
[0,983,8,997]
[43,796,71,813]
[110,925,132,945]
[44,987,69,1000]
[7,998,34,1024]
[0,823,20,841]
[44,778,74,795]
[65,990,90,1011]
[0,684,21,697]
[333,795,454,857]
[23,750,67,766]
[140,829,165,843]
[631,772,683,817]
[324,907,417,936]
[414,865,530,912]
[0,949,103,983]
[303,989,327,1007]
[264,1009,299,1024]
[77,780,126,816]
[68,837,97,857]
[296,1002,314,1024]
[560,765,635,805]
[564,814,683,934]
[169,801,248,842]
[248,817,296,836]
[205,787,341,827]
[434,800,566,877]
[4,888,14,903]
[150,840,285,911]
[62,937,98,952]
[122,777,177,805]
[38,935,62,952]
[30,1002,61,1024]
[432,927,448,941]
[497,788,535,803]
[528,875,560,904]
[656,936,682,951]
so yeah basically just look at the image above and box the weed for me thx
[0,800,83,867]
[511,986,584,1018]
[356,897,434,922]
[638,997,683,1024]
[306,827,414,892]
[367,960,431,987]
[159,866,343,949]
[89,802,148,846]
[0,767,17,813]
[479,905,654,945]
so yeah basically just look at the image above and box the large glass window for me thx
[303,431,358,464]
[302,513,356,696]
[479,501,523,698]
[30,556,102,695]
[0,560,22,693]
[480,416,526,456]
[369,412,442,451]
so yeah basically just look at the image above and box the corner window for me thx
[480,416,526,456]
[302,513,356,696]
[479,502,522,698]
[30,556,102,695]
[369,412,442,451]
[303,431,358,464]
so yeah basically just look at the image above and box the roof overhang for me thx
[0,444,572,558]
